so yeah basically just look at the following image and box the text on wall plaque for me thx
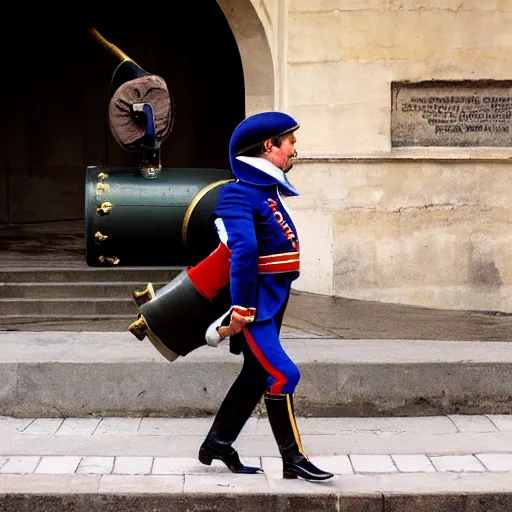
[391,81,512,147]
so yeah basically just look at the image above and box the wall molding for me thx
[296,148,512,163]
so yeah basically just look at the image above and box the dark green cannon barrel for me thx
[85,166,233,267]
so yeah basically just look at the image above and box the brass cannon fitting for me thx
[128,316,148,341]
[132,282,156,307]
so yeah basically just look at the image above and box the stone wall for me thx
[272,0,512,312]
[290,158,512,312]
[287,0,512,152]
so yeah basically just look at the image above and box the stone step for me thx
[0,474,511,511]
[2,332,512,418]
[0,268,178,328]
[0,267,182,283]
[0,315,134,332]
[0,298,139,316]
[0,283,166,299]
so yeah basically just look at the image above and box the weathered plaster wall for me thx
[279,0,512,312]
[289,159,512,312]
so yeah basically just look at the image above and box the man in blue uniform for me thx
[198,112,334,481]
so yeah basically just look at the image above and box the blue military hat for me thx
[228,111,300,196]
[230,111,300,157]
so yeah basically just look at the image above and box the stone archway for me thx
[0,3,251,227]
[216,0,275,115]
[0,1,276,267]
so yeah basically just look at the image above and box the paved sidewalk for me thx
[2,414,512,510]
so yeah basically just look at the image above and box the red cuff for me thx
[232,306,256,323]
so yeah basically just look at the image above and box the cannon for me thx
[85,165,232,266]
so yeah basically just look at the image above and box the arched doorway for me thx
[0,1,275,265]
[0,2,247,225]
[216,0,275,115]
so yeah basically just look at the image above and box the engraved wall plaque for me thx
[391,81,512,147]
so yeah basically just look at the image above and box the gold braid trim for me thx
[286,395,309,460]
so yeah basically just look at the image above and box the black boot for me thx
[199,371,265,474]
[265,393,334,481]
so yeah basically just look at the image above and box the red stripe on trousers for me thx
[243,327,287,394]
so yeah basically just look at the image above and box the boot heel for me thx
[283,469,298,479]
[198,447,213,466]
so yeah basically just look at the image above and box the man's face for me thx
[263,133,298,173]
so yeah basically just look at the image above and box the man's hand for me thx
[217,310,248,339]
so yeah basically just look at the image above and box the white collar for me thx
[235,156,286,186]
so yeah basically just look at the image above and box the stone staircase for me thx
[0,267,181,331]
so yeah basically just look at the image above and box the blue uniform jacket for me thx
[213,156,301,324]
